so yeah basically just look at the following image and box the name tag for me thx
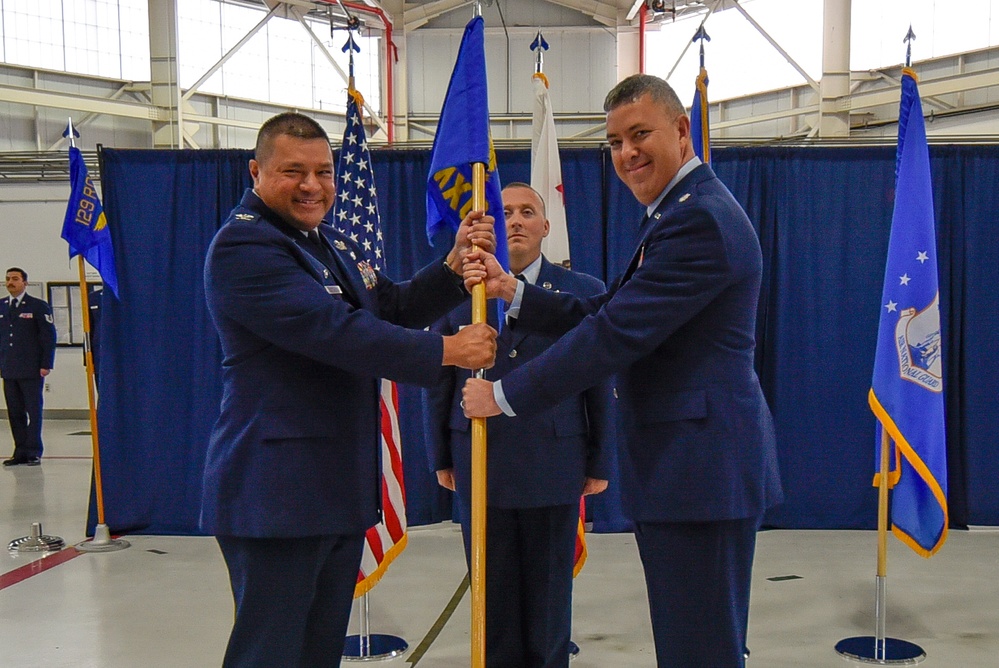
[325,285,343,295]
[20,313,33,319]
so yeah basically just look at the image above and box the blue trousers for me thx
[3,377,44,459]
[217,533,365,668]
[634,516,761,668]
[458,503,579,668]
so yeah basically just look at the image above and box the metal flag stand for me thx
[833,432,925,665]
[834,28,926,667]
[330,6,406,660]
[62,118,129,554]
[343,594,408,661]
[8,522,65,552]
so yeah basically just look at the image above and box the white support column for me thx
[819,0,851,137]
[148,0,183,148]
[391,25,409,142]
[616,23,641,82]
[383,0,408,142]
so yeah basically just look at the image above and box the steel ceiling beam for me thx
[0,84,166,121]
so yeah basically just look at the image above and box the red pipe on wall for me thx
[639,3,647,74]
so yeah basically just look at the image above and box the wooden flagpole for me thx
[67,119,128,553]
[470,161,488,668]
[77,259,104,524]
[875,428,891,655]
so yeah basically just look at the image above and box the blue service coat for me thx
[499,164,783,523]
[0,293,56,379]
[425,257,613,509]
[202,189,467,538]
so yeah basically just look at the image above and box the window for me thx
[1,0,149,79]
[645,0,999,103]
[0,0,382,111]
[176,0,382,114]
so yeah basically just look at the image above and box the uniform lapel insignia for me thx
[234,213,254,221]
[349,252,357,260]
[333,240,348,251]
[542,281,553,290]
[678,193,691,203]
[323,269,330,278]
[653,212,662,220]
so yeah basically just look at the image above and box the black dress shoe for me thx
[3,456,40,467]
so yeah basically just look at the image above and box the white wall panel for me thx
[408,26,616,122]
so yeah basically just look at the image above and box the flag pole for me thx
[835,427,923,664]
[692,26,711,165]
[333,14,408,661]
[874,428,892,656]
[68,120,129,553]
[835,28,928,663]
[470,159,488,668]
[467,11,487,666]
[464,1,488,659]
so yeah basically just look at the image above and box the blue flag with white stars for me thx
[869,68,947,557]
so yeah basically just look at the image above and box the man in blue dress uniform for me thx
[425,183,613,667]
[461,75,783,667]
[202,112,497,668]
[2,267,56,467]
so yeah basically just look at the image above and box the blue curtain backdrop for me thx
[92,144,999,536]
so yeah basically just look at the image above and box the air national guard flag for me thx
[530,72,570,267]
[333,91,408,596]
[62,147,119,296]
[426,16,509,275]
[691,66,710,164]
[869,68,947,558]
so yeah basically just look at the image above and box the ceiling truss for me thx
[1,0,999,167]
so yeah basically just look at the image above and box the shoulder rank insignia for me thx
[334,240,348,251]
[678,193,691,203]
[234,213,254,221]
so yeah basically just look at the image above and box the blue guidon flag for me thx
[426,16,509,275]
[62,146,119,296]
[869,67,947,557]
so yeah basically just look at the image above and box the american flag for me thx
[333,91,409,596]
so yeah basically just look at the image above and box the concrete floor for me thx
[2,419,997,667]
